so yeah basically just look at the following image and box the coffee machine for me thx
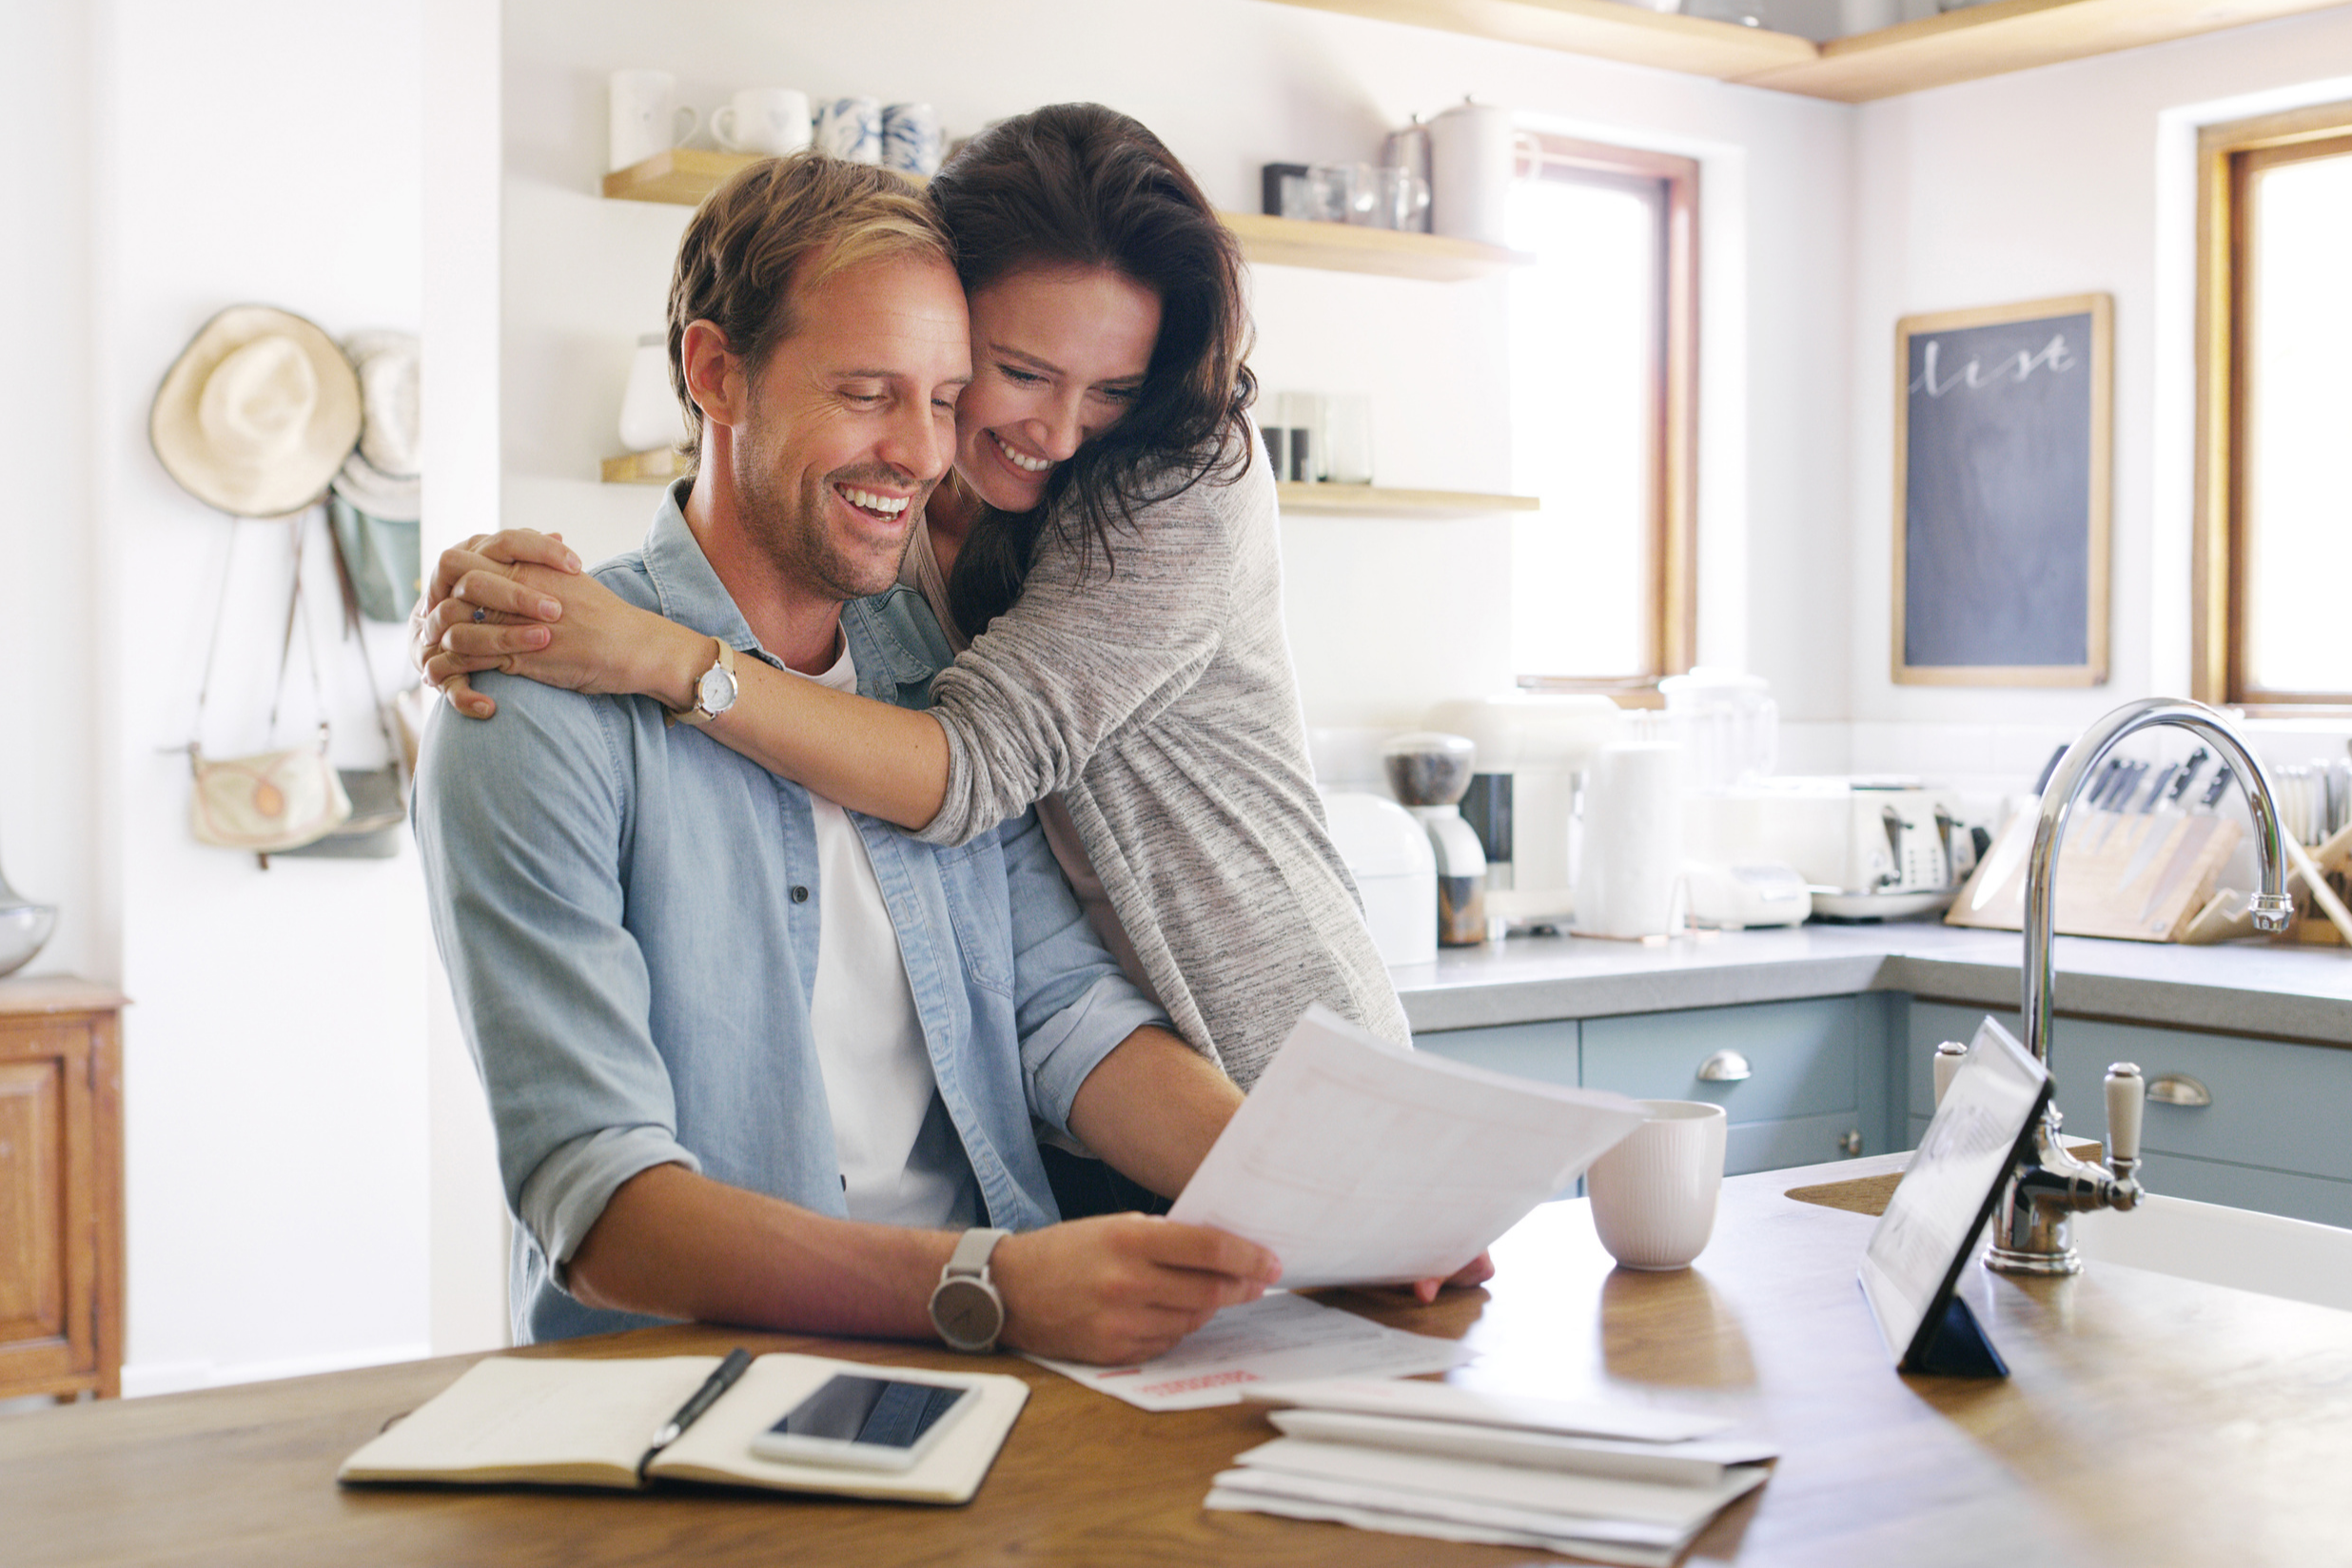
[1425,695,1622,933]
[1382,733,1486,948]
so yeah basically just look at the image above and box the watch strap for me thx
[944,1226,1009,1282]
[668,637,736,727]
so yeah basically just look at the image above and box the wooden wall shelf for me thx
[602,457,1530,518]
[1221,212,1534,280]
[1277,482,1539,516]
[598,161,1529,282]
[600,147,761,206]
[602,448,688,484]
[1263,0,2344,103]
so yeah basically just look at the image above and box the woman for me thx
[417,105,1410,1097]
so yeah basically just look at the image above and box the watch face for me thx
[697,663,737,715]
[931,1277,1003,1351]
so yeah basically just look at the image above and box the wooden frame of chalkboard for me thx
[1891,293,2112,687]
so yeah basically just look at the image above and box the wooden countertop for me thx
[8,1154,2349,1566]
[0,976,127,1016]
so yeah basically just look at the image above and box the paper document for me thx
[1205,1473,1687,1568]
[1243,1377,1735,1443]
[1168,1005,1648,1287]
[1028,1291,1472,1412]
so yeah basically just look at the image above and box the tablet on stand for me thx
[1858,1016,2052,1379]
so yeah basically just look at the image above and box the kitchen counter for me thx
[1395,920,2352,1047]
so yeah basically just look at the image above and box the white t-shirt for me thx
[801,637,978,1230]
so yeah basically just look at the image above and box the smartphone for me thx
[747,1373,974,1471]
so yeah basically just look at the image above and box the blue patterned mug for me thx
[882,103,943,179]
[814,96,882,164]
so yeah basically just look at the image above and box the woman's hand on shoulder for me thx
[410,529,699,718]
[410,530,580,717]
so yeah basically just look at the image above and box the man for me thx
[415,154,1277,1365]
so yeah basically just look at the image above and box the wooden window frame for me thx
[2193,100,2352,711]
[1511,135,1699,707]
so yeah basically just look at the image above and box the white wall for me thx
[1844,8,2352,782]
[86,0,438,1394]
[497,0,1856,733]
[0,0,100,981]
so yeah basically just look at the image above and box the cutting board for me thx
[1945,808,2241,942]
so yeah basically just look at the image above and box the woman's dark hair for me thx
[931,103,1256,636]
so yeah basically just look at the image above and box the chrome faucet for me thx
[1984,696,2294,1276]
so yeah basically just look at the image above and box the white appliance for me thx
[1684,777,1962,918]
[1320,791,1439,967]
[1683,860,1812,930]
[1424,694,1620,931]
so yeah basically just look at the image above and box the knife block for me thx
[1945,808,2243,942]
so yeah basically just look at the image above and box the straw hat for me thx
[150,305,362,519]
[330,329,421,523]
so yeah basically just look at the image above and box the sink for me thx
[2070,1195,2352,1313]
[1785,1168,2352,1313]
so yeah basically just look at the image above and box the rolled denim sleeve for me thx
[993,807,1168,1137]
[414,676,697,1268]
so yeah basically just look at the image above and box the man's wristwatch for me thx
[929,1227,1010,1353]
[668,637,738,727]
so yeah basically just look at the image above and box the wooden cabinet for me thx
[0,979,125,1401]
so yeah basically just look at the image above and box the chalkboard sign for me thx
[1892,294,2111,686]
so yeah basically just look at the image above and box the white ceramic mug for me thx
[1585,1099,1727,1270]
[713,88,812,157]
[609,69,698,171]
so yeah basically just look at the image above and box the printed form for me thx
[1030,1291,1472,1412]
[1168,1006,1649,1288]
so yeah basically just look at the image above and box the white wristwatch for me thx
[929,1227,1009,1354]
[668,637,738,727]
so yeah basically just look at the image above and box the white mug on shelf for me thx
[609,69,698,171]
[713,88,812,157]
[617,334,687,454]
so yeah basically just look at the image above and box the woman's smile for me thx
[952,265,1163,512]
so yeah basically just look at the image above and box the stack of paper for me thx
[1205,1379,1774,1567]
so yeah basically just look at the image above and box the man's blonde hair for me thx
[667,154,953,463]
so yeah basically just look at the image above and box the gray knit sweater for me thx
[918,442,1409,1088]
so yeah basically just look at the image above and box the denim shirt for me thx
[414,485,1166,1344]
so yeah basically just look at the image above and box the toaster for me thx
[1684,778,1960,896]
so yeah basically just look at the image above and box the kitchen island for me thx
[9,1152,2346,1567]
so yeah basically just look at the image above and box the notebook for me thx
[337,1352,1026,1504]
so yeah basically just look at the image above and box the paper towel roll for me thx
[1573,741,1684,939]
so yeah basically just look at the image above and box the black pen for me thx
[642,1347,754,1471]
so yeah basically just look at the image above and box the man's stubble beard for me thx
[734,423,915,605]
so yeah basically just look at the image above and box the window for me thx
[1507,137,1697,696]
[2195,102,2352,708]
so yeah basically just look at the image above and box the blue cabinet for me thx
[1417,990,2352,1222]
[1417,995,1898,1179]
[1906,1000,2352,1228]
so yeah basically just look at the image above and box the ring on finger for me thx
[472,606,487,623]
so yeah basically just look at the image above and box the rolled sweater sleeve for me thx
[919,465,1238,846]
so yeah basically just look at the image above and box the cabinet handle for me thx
[2146,1072,2212,1108]
[1838,1130,1864,1157]
[1696,1049,1752,1083]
